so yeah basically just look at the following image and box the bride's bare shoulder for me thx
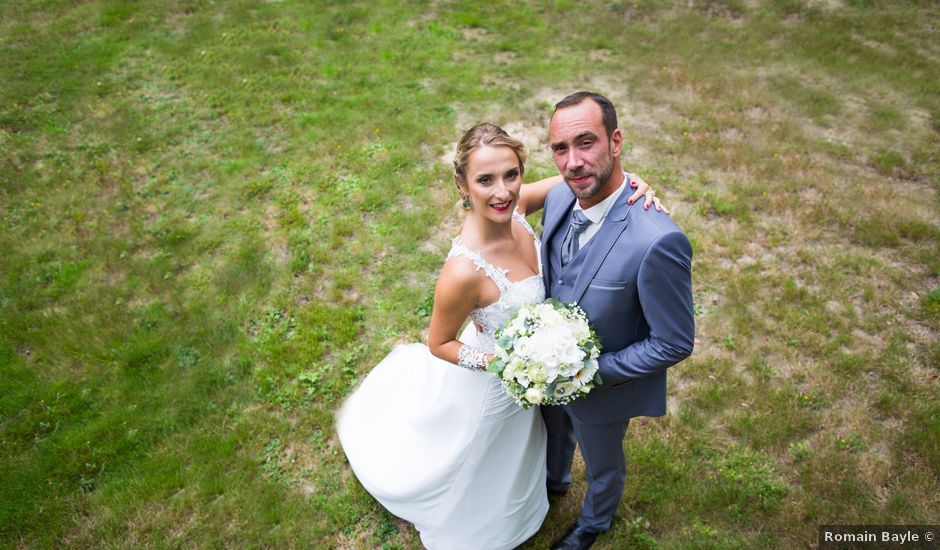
[441,252,481,279]
[434,254,484,310]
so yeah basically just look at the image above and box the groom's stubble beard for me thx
[565,140,616,201]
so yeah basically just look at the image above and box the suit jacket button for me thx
[559,279,564,285]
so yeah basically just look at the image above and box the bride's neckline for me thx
[452,236,541,284]
[453,212,541,284]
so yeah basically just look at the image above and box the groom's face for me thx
[549,100,622,208]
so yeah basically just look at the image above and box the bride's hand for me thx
[626,173,670,215]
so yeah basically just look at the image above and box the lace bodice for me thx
[447,211,546,352]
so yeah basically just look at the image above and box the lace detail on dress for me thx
[448,240,512,296]
[446,211,546,354]
[513,210,538,241]
[456,344,488,371]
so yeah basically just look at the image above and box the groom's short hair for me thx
[553,91,618,139]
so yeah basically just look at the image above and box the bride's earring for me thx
[461,193,471,209]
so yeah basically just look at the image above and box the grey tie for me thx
[560,209,592,266]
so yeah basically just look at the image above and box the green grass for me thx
[2,0,938,547]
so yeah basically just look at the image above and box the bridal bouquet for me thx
[487,299,602,409]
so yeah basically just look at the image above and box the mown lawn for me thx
[1,1,937,548]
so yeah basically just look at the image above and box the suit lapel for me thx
[566,187,632,304]
[541,190,575,291]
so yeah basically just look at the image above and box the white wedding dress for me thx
[337,211,548,550]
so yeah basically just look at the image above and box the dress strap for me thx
[512,210,537,240]
[447,238,512,294]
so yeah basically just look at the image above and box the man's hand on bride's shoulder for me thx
[626,173,670,215]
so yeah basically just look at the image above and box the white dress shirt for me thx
[572,173,629,249]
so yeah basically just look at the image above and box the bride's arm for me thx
[427,258,491,369]
[517,175,563,215]
[518,173,668,215]
[626,173,669,213]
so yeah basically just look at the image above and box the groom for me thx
[540,91,695,550]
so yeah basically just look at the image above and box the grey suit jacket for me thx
[541,182,695,425]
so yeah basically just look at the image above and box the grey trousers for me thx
[542,405,630,532]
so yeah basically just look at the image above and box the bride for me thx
[336,123,661,549]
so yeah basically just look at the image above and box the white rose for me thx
[524,387,544,404]
[539,307,565,328]
[526,365,548,384]
[513,335,535,360]
[534,303,554,317]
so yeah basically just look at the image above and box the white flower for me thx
[553,381,578,399]
[513,335,535,360]
[526,365,548,384]
[572,359,598,387]
[527,325,582,366]
[572,321,591,341]
[503,361,529,387]
[533,302,553,317]
[508,315,528,336]
[524,387,544,404]
[537,306,565,328]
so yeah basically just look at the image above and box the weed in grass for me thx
[788,439,812,461]
[834,433,864,453]
[676,523,749,550]
[926,286,940,317]
[710,447,788,514]
[261,438,286,483]
[414,291,435,318]
[175,346,200,370]
[797,389,829,410]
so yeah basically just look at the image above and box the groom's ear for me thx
[609,128,623,157]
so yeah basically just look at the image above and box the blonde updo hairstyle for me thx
[453,123,527,195]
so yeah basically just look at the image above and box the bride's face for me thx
[460,145,522,224]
